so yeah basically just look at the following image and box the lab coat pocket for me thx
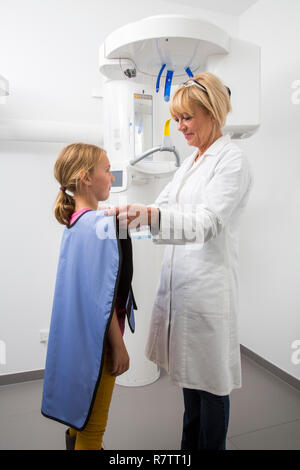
[146,301,169,370]
[185,311,228,391]
[184,253,229,318]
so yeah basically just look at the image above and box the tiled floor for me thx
[0,353,299,450]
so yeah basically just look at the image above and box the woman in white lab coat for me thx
[106,72,253,450]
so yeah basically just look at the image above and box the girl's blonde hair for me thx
[170,72,232,129]
[53,143,106,226]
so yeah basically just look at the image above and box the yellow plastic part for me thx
[163,118,171,136]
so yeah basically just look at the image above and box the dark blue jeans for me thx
[181,388,230,450]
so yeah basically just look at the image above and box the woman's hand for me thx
[105,204,159,231]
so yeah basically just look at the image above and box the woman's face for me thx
[174,105,215,149]
[89,153,114,201]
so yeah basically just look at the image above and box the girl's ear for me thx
[78,169,92,187]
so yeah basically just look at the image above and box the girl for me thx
[41,143,137,450]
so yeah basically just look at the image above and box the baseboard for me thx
[240,344,300,392]
[0,369,44,386]
[0,347,299,392]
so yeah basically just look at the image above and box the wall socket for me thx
[40,329,49,343]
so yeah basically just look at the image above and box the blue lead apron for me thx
[41,210,137,430]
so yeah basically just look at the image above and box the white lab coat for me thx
[145,134,253,396]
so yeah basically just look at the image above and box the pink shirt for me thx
[69,208,91,226]
[69,208,126,336]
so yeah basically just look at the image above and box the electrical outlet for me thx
[40,329,49,343]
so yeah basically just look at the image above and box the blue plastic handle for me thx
[185,67,194,78]
[164,70,174,102]
[156,64,166,93]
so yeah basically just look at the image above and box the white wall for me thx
[0,0,238,124]
[0,0,238,374]
[0,141,63,374]
[238,0,300,379]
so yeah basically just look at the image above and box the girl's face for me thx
[89,153,114,202]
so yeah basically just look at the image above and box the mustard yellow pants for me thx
[69,346,116,450]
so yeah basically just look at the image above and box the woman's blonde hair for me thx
[53,143,106,226]
[170,72,232,129]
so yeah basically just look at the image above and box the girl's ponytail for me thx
[54,188,76,226]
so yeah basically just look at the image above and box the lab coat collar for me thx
[184,134,231,174]
[203,134,231,157]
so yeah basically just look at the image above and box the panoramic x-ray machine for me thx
[99,15,260,386]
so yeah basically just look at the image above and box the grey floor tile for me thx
[228,355,300,438]
[0,380,65,450]
[226,439,238,450]
[0,380,44,418]
[0,353,299,450]
[104,370,184,450]
[0,408,65,450]
[230,419,300,450]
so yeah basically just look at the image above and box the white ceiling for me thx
[164,0,259,16]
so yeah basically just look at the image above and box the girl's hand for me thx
[107,309,129,377]
[110,343,130,377]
